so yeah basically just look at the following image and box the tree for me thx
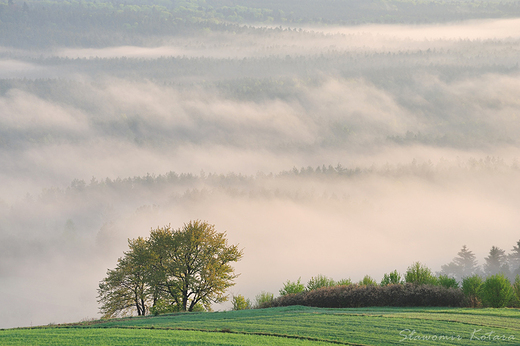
[148,221,243,312]
[480,273,514,308]
[279,277,305,296]
[380,270,402,286]
[97,237,151,318]
[358,275,377,286]
[231,294,251,310]
[306,274,335,291]
[508,240,520,277]
[462,274,483,308]
[98,220,243,316]
[513,275,520,307]
[254,291,274,308]
[484,246,508,277]
[440,245,478,281]
[335,278,352,286]
[438,275,459,289]
[404,262,437,285]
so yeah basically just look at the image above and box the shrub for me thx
[268,283,464,308]
[232,294,251,310]
[336,278,353,286]
[279,278,305,296]
[191,302,207,312]
[359,275,377,286]
[306,275,335,291]
[405,262,438,285]
[462,275,483,307]
[381,270,402,286]
[254,291,274,308]
[512,275,520,307]
[150,299,180,316]
[480,273,514,308]
[438,275,459,289]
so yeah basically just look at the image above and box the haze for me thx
[1,2,520,329]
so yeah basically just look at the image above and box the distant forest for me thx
[1,0,520,48]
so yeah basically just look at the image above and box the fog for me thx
[1,17,520,329]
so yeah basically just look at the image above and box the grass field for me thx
[1,306,519,345]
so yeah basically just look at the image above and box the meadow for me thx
[1,306,519,345]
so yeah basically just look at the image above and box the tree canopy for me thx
[97,220,243,318]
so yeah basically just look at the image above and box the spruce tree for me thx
[484,246,509,277]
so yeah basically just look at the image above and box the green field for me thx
[2,306,519,345]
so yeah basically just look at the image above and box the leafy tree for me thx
[462,274,483,308]
[97,237,151,318]
[438,275,459,289]
[513,275,520,307]
[404,262,437,285]
[358,275,377,286]
[480,273,514,308]
[254,291,274,308]
[335,278,353,286]
[484,246,509,277]
[147,221,243,312]
[440,245,478,281]
[279,277,305,296]
[231,294,251,310]
[306,275,335,291]
[98,220,243,316]
[380,270,402,286]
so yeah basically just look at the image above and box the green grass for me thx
[0,328,336,346]
[2,306,519,345]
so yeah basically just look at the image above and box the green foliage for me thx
[268,284,465,308]
[404,262,438,285]
[512,275,520,307]
[306,275,335,291]
[254,291,274,308]
[98,220,243,317]
[335,278,352,286]
[462,274,483,308]
[438,275,459,289]
[97,237,151,318]
[147,220,243,312]
[358,275,377,286]
[480,273,514,308]
[380,270,402,286]
[231,294,251,310]
[279,277,305,296]
[191,302,207,312]
[149,299,180,316]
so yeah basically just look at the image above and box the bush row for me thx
[259,283,465,309]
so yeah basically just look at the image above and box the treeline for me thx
[22,157,517,205]
[234,254,520,310]
[205,0,520,25]
[2,0,520,47]
[3,43,518,81]
[0,0,239,48]
[440,244,520,281]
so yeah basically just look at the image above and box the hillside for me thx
[2,306,519,345]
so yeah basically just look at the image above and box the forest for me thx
[2,0,520,48]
